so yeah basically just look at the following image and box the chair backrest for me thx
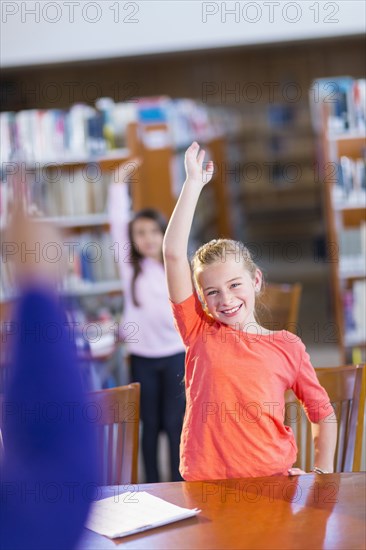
[285,364,365,472]
[87,383,140,485]
[258,283,302,333]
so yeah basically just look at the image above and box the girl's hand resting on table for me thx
[288,468,307,476]
[184,142,214,187]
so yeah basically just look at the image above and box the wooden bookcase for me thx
[231,101,321,242]
[320,129,366,363]
[0,148,133,387]
[1,153,132,300]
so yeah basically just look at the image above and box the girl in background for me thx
[108,160,185,483]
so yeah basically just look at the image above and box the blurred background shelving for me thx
[309,77,366,364]
[2,35,366,367]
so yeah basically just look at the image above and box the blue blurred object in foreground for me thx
[0,285,97,550]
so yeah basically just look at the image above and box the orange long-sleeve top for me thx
[171,292,333,481]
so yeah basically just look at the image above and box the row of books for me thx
[138,97,218,147]
[223,102,315,195]
[0,97,230,164]
[338,222,366,277]
[224,102,311,137]
[0,232,120,302]
[343,280,366,345]
[310,77,366,134]
[0,102,136,163]
[1,94,315,173]
[61,232,120,291]
[333,156,366,206]
[242,134,314,163]
[23,168,110,218]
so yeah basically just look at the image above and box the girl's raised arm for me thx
[163,142,214,303]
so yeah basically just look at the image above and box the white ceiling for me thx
[1,1,365,68]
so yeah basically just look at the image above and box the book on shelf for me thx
[134,96,227,149]
[333,156,366,206]
[309,77,366,134]
[0,102,136,164]
[1,97,233,165]
[343,280,366,346]
[166,98,215,147]
[234,102,312,137]
[339,222,366,277]
[0,231,120,302]
[62,231,120,292]
[25,167,109,218]
[267,103,297,128]
[231,101,315,196]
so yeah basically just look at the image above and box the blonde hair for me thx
[191,238,264,317]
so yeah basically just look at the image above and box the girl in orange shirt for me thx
[163,142,337,481]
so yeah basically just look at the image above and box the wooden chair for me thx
[258,283,302,334]
[87,383,140,485]
[285,364,365,472]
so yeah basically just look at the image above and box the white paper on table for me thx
[85,491,201,539]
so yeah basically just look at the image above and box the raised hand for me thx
[184,142,214,186]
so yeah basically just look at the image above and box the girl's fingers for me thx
[197,149,206,165]
[288,468,307,476]
[187,141,199,154]
[185,142,214,183]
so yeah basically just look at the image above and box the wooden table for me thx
[78,473,366,549]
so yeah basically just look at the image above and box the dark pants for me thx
[130,352,185,483]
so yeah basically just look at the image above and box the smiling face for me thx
[131,217,164,261]
[197,255,262,329]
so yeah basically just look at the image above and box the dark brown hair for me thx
[127,209,167,307]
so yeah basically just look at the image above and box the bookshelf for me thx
[0,154,131,304]
[0,96,237,392]
[310,77,366,363]
[224,101,322,242]
[0,97,235,315]
[0,106,136,386]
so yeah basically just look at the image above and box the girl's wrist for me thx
[184,176,206,189]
